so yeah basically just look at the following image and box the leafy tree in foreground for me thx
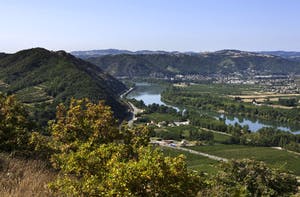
[48,98,204,196]
[0,94,33,151]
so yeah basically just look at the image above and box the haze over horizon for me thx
[1,0,300,53]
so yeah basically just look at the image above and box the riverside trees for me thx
[162,86,300,125]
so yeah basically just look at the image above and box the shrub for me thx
[48,98,204,196]
[211,159,298,196]
[0,94,33,151]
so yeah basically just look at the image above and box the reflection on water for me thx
[127,82,300,134]
[127,82,179,110]
[127,83,165,105]
[220,114,300,133]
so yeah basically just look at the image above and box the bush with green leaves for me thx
[0,94,33,151]
[48,98,204,196]
[205,159,299,196]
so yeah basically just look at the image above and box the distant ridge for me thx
[80,49,300,78]
[71,49,300,60]
[71,49,193,58]
[259,51,300,62]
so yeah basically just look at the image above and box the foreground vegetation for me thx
[0,94,298,196]
[0,153,56,196]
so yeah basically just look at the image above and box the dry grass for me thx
[0,153,57,197]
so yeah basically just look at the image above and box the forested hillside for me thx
[0,48,128,125]
[85,50,300,77]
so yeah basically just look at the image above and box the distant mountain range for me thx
[72,49,300,78]
[259,51,300,62]
[71,49,300,62]
[0,48,128,125]
[71,49,183,58]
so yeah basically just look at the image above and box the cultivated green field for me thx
[173,83,300,106]
[142,112,181,122]
[211,132,231,143]
[188,144,300,175]
[177,83,261,96]
[161,147,219,174]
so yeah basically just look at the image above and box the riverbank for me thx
[119,86,146,126]
[120,87,135,99]
[127,101,144,127]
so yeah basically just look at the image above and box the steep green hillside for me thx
[86,50,300,77]
[0,48,128,125]
[88,54,170,77]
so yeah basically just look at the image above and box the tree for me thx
[210,159,298,196]
[49,98,120,154]
[197,130,214,142]
[0,94,33,151]
[48,98,204,196]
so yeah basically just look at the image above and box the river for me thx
[127,82,180,111]
[127,82,300,134]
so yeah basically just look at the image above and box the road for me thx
[119,87,142,127]
[127,101,143,127]
[160,143,228,162]
[271,147,300,156]
[201,128,232,136]
[120,87,134,99]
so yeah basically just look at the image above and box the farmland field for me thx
[187,144,300,175]
[161,147,219,174]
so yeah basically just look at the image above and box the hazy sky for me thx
[1,0,300,53]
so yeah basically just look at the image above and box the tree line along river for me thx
[126,82,300,134]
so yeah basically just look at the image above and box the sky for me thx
[1,0,300,53]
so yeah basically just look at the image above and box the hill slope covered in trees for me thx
[0,48,128,125]
[84,50,300,77]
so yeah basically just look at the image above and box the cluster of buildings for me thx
[165,73,300,94]
[172,74,213,81]
[150,139,198,147]
[213,74,300,94]
[146,120,190,128]
[123,71,300,94]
